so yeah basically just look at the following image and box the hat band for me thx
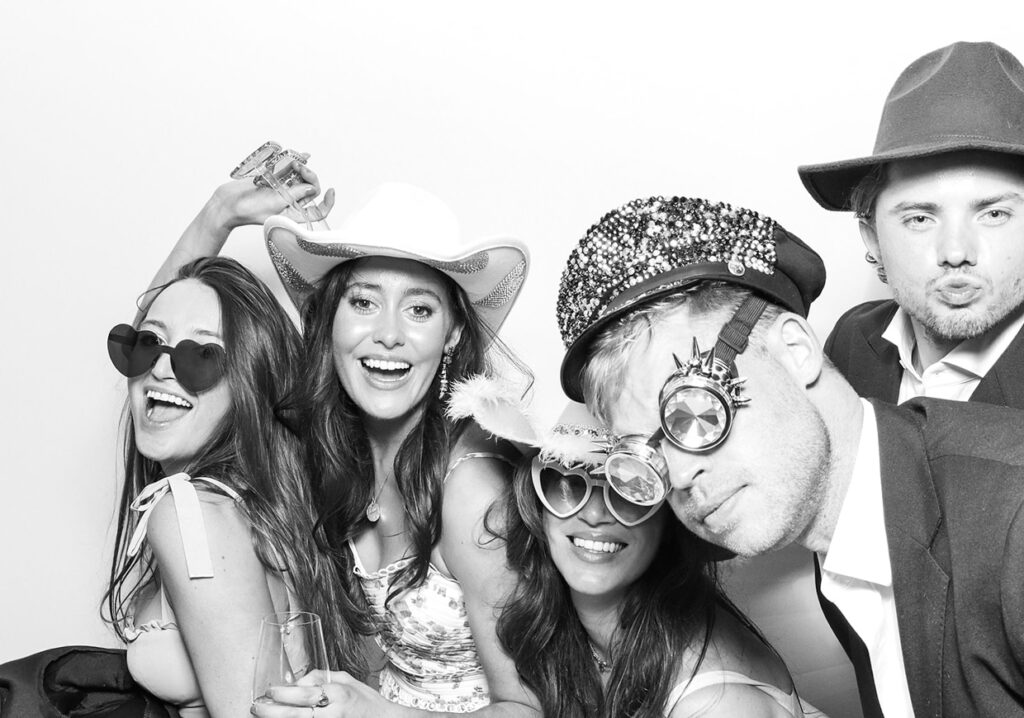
[600,261,805,321]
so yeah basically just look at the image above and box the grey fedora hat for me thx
[799,41,1024,211]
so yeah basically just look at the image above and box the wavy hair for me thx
[301,260,519,664]
[103,257,354,672]
[497,454,731,718]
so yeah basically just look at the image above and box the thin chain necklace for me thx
[365,473,393,523]
[589,642,611,674]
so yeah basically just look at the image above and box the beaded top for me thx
[556,196,777,350]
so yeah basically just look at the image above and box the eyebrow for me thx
[973,192,1024,208]
[887,192,1024,215]
[346,281,444,303]
[886,201,939,215]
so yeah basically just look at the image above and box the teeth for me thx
[571,537,625,554]
[146,390,193,408]
[363,358,411,371]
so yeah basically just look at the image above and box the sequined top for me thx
[350,452,513,713]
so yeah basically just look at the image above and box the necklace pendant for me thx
[366,499,381,522]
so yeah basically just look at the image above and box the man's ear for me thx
[767,313,823,388]
[859,219,881,263]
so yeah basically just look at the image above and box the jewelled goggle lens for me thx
[532,458,663,526]
[659,373,734,452]
[604,434,670,506]
[107,323,226,393]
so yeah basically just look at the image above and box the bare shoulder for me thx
[669,682,796,718]
[695,605,795,695]
[145,485,254,571]
[445,421,521,497]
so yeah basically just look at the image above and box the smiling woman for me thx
[248,183,540,718]
[493,402,821,718]
[103,257,348,718]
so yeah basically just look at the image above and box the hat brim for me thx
[559,261,805,402]
[264,215,529,336]
[799,139,1024,211]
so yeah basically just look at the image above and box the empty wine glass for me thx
[252,611,328,704]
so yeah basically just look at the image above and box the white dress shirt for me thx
[882,306,1024,403]
[819,400,914,718]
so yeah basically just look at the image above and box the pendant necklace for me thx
[366,474,392,523]
[589,642,611,674]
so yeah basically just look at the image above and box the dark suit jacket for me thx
[822,399,1024,718]
[823,299,1024,407]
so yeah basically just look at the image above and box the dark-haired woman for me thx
[495,402,821,717]
[104,257,348,718]
[250,183,539,717]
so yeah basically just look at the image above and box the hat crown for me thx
[875,41,1024,154]
[340,182,464,253]
[798,40,1024,211]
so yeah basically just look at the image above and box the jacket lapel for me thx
[873,400,950,717]
[862,306,903,402]
[970,324,1024,407]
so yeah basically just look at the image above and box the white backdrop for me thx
[2,3,1020,716]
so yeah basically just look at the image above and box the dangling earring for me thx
[438,346,454,400]
[864,252,888,284]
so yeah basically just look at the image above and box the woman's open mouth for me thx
[569,535,626,554]
[360,357,412,383]
[145,389,193,423]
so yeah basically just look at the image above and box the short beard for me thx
[891,277,1024,345]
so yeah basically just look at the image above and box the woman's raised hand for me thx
[207,160,336,232]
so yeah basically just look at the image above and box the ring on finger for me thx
[316,685,330,707]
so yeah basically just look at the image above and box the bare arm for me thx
[147,491,281,718]
[137,162,333,320]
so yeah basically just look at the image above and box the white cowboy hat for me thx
[264,182,530,335]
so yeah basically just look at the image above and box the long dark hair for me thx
[103,257,351,671]
[300,260,495,661]
[497,454,725,718]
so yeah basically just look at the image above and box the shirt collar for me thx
[882,305,1024,379]
[821,400,890,586]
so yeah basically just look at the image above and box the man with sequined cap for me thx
[555,195,1024,717]
[799,41,1024,408]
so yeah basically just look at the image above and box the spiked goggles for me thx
[604,296,768,505]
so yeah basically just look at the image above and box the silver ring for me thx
[316,685,330,707]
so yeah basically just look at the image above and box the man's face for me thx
[865,151,1024,346]
[602,307,831,557]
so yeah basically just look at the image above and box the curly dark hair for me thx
[103,257,353,671]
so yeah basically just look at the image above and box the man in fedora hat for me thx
[800,41,1024,408]
[556,195,1024,717]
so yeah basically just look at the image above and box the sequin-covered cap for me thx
[557,195,826,401]
[264,182,529,337]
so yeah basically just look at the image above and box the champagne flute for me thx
[252,611,328,705]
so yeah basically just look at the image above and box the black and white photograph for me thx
[3,3,1024,717]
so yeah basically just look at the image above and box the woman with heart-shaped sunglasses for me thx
[103,256,349,718]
